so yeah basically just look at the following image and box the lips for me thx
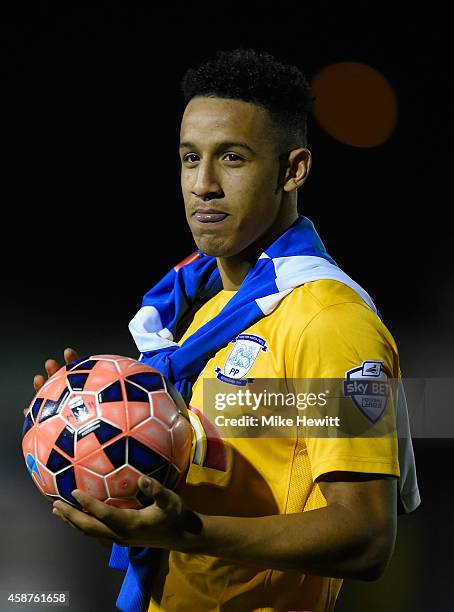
[193,209,229,223]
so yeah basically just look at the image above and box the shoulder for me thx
[285,278,371,312]
[281,280,399,378]
[278,279,384,340]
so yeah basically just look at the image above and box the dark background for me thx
[1,3,452,611]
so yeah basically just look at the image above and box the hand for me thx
[27,347,79,415]
[51,475,202,552]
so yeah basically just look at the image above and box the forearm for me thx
[177,503,387,580]
[52,474,395,581]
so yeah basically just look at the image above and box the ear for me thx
[283,148,312,193]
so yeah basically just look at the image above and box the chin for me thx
[193,234,233,258]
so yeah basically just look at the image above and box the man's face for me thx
[179,97,285,258]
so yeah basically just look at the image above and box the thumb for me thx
[139,477,202,535]
[138,476,173,511]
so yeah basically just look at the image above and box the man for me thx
[36,49,420,611]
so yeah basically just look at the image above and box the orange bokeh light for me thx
[311,62,398,148]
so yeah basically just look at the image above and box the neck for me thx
[217,209,299,291]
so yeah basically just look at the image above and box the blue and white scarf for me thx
[108,214,381,611]
[129,215,377,406]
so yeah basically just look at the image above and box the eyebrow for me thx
[179,141,256,154]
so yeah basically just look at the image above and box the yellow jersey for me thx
[148,279,400,612]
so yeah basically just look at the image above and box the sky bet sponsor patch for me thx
[343,360,390,423]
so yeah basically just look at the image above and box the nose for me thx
[191,160,224,201]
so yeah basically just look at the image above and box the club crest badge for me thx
[343,360,390,423]
[215,333,267,386]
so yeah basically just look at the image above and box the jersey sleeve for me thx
[290,301,400,482]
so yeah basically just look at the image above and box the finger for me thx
[45,359,61,378]
[33,374,45,391]
[64,347,79,365]
[54,509,114,539]
[53,499,119,539]
[139,477,179,513]
[33,374,45,393]
[70,489,137,534]
[52,508,77,530]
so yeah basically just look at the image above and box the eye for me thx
[183,153,199,164]
[223,153,243,163]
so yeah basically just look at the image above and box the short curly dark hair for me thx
[181,48,313,151]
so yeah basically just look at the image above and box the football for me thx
[22,355,193,509]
